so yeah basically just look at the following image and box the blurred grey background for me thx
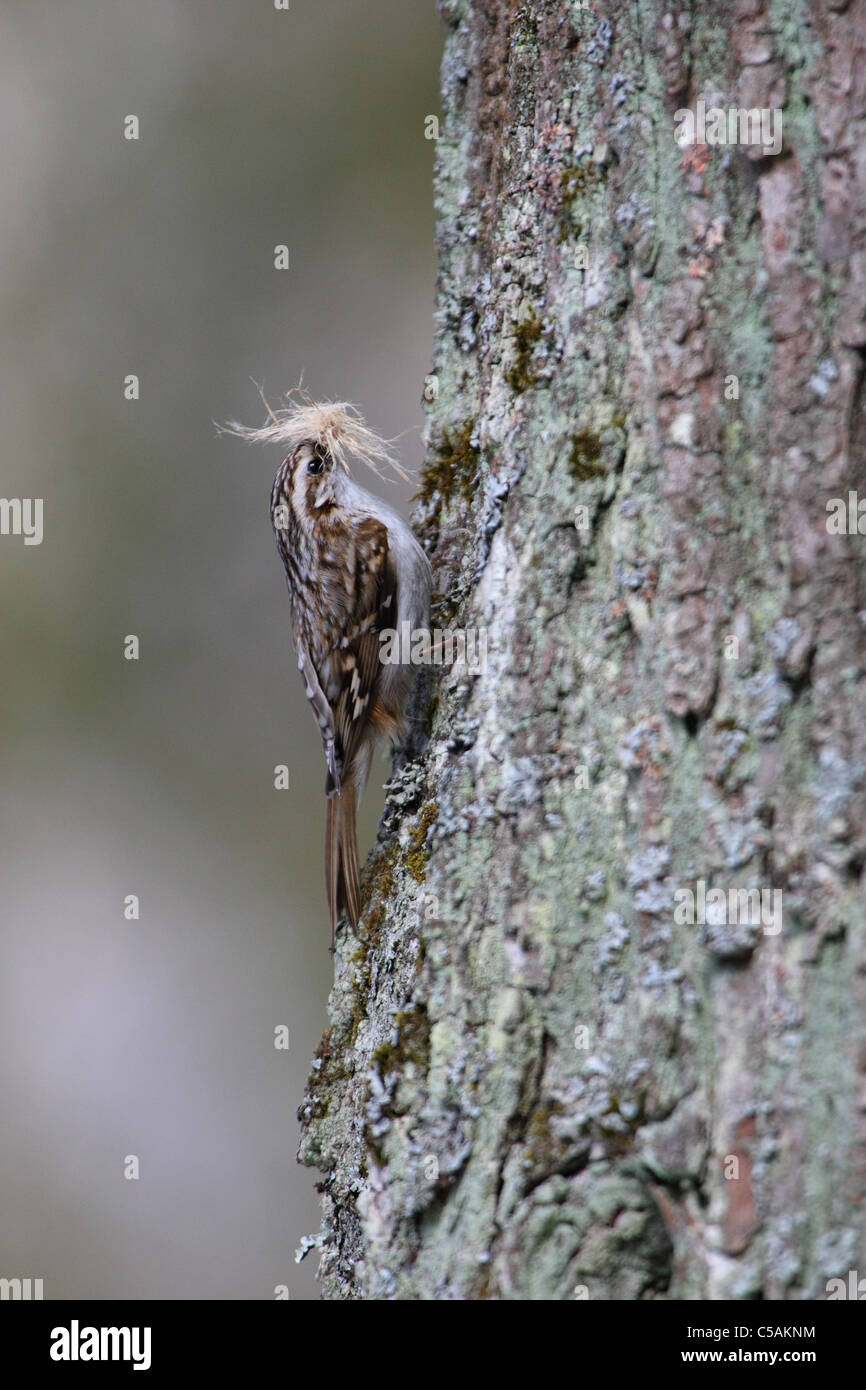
[0,0,441,1299]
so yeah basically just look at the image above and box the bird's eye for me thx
[307,453,325,476]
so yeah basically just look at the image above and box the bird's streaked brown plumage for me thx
[232,398,432,949]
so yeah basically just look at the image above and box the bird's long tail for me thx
[325,780,360,950]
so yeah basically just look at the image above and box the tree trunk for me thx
[298,0,866,1300]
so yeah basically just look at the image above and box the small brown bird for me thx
[227,395,432,947]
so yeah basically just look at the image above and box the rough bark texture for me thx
[298,0,866,1299]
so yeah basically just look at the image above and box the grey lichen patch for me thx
[299,1030,341,1127]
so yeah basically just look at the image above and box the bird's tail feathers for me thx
[326,780,361,950]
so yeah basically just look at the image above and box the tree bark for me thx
[298,0,866,1300]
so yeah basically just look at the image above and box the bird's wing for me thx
[300,516,397,797]
[330,517,398,791]
[296,638,340,793]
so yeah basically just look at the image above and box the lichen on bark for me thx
[298,0,866,1300]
